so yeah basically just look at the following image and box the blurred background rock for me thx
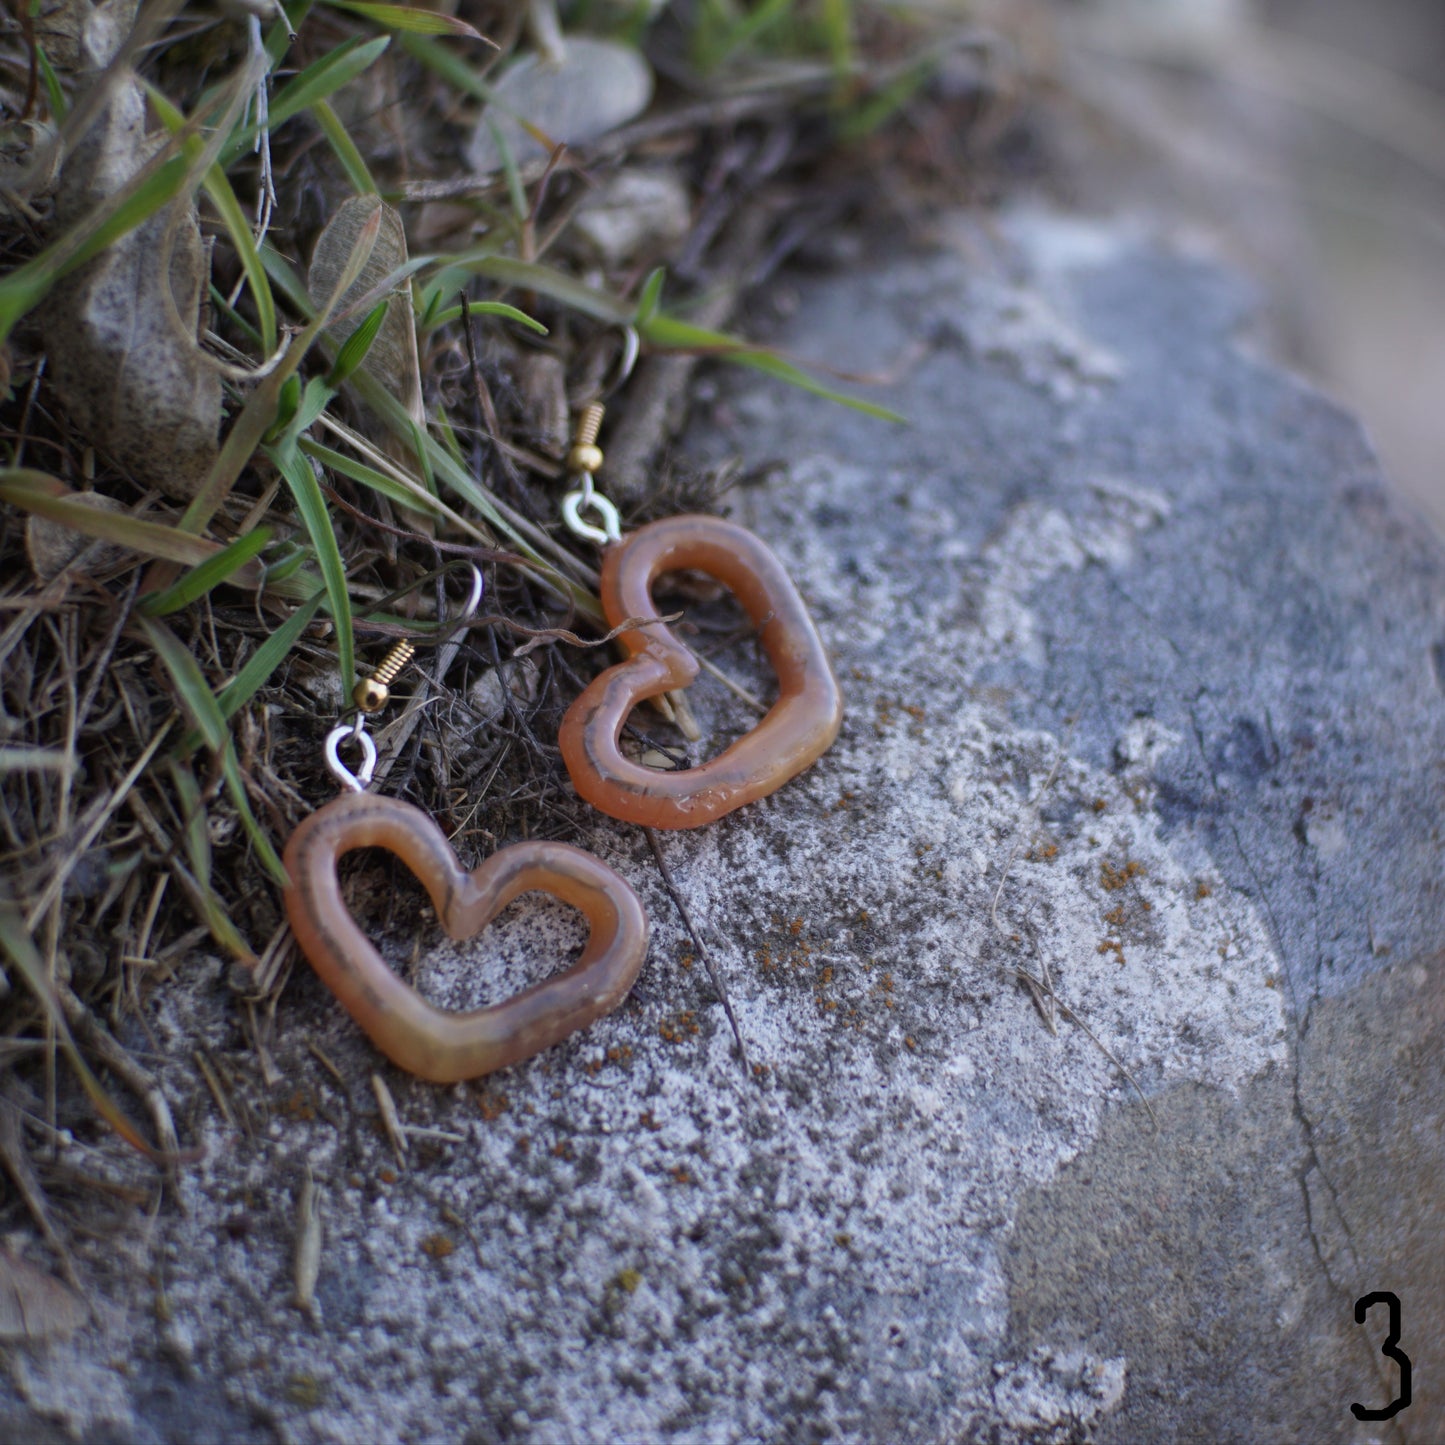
[1014,0,1445,533]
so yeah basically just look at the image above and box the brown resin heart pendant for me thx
[558,514,844,829]
[283,792,649,1083]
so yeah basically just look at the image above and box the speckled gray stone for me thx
[6,209,1442,1444]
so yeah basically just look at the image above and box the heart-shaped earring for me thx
[554,377,843,829]
[285,788,648,1084]
[559,513,843,827]
[283,567,649,1082]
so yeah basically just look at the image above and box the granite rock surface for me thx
[5,209,1442,1443]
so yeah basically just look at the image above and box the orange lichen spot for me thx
[751,1062,770,1078]
[1100,859,1145,892]
[669,1165,692,1185]
[282,1090,314,1121]
[679,953,694,971]
[421,1234,455,1259]
[1104,905,1127,928]
[1029,841,1059,862]
[640,1111,662,1131]
[820,966,834,986]
[858,910,869,924]
[378,1168,397,1185]
[515,1135,530,1154]
[834,1232,852,1247]
[659,1010,700,1043]
[789,917,804,936]
[904,1036,917,1051]
[1092,798,1108,813]
[551,1140,573,1161]
[903,704,926,721]
[606,1045,632,1065]
[1265,975,1279,990]
[476,1090,509,1123]
[1097,938,1126,965]
[1196,881,1213,900]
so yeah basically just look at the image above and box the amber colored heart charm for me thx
[283,792,649,1083]
[559,514,844,829]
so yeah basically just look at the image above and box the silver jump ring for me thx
[562,489,621,546]
[324,721,377,793]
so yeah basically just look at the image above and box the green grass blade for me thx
[139,527,274,617]
[494,118,528,223]
[433,253,633,324]
[636,267,666,326]
[259,243,312,313]
[640,313,907,423]
[37,45,67,121]
[820,0,856,95]
[400,32,497,103]
[261,248,601,616]
[178,201,383,537]
[312,97,378,194]
[265,36,389,130]
[422,300,548,334]
[0,471,321,600]
[139,618,231,755]
[217,742,288,886]
[209,283,263,349]
[148,85,278,355]
[327,300,389,386]
[320,0,494,40]
[268,446,354,693]
[0,471,226,566]
[0,154,190,342]
[297,437,451,521]
[169,760,213,886]
[225,35,390,166]
[216,589,325,721]
[138,617,288,885]
[839,58,933,141]
[0,44,263,345]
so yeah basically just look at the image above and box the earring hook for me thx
[603,326,640,400]
[450,562,484,631]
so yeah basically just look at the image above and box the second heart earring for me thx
[283,567,649,1083]
[557,375,844,829]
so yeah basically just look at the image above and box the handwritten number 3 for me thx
[1352,1292,1412,1421]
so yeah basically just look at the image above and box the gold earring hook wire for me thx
[562,334,638,547]
[351,562,485,714]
